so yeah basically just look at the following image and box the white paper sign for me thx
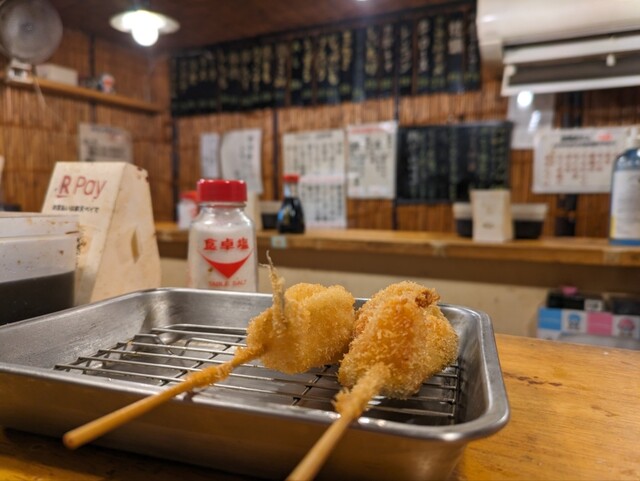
[282,129,348,229]
[283,129,346,175]
[507,93,555,149]
[79,123,132,163]
[471,189,513,243]
[200,132,220,178]
[299,174,347,229]
[220,129,263,194]
[533,127,637,194]
[346,121,397,199]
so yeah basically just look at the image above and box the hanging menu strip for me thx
[397,121,513,203]
[170,2,478,116]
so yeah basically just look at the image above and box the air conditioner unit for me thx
[477,0,640,95]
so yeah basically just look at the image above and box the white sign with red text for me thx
[42,162,160,305]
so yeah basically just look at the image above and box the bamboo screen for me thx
[0,28,173,221]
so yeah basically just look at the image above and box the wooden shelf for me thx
[1,74,163,114]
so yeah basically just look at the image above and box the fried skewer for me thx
[63,258,355,450]
[287,281,459,481]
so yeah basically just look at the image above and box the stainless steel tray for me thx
[0,288,509,480]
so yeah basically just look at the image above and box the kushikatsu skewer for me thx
[63,256,356,450]
[286,282,459,481]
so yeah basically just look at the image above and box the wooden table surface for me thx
[2,334,639,481]
[155,222,640,267]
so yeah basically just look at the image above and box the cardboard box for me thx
[35,64,78,86]
[537,307,640,345]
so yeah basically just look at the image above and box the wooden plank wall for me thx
[0,29,173,221]
[2,29,637,236]
[177,63,639,238]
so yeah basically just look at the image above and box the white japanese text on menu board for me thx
[533,127,637,194]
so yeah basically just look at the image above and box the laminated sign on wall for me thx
[42,162,161,305]
[533,127,638,194]
[283,129,347,228]
[79,123,132,163]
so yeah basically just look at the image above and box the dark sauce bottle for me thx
[277,174,305,234]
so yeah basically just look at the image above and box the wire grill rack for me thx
[54,323,460,426]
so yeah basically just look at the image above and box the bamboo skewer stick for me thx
[286,364,388,481]
[63,345,263,450]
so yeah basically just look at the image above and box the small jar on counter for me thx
[176,190,198,230]
[187,179,257,292]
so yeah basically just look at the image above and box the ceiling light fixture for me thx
[110,8,179,47]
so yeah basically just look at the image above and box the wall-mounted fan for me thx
[0,0,63,81]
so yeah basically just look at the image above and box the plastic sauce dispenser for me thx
[277,174,305,234]
[610,148,640,245]
[187,179,258,291]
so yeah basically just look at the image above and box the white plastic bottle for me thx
[187,179,258,291]
[610,148,640,246]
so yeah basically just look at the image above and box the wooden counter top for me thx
[2,334,639,480]
[155,222,640,268]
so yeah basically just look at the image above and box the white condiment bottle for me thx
[187,179,258,291]
[610,148,640,246]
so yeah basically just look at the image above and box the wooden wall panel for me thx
[177,109,275,199]
[0,28,172,220]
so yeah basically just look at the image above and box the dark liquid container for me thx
[277,197,305,233]
[0,271,75,326]
[277,175,305,234]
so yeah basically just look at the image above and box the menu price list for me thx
[396,121,512,203]
[170,2,479,116]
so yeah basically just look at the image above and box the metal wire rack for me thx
[54,323,460,426]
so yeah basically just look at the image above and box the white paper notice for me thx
[200,133,220,179]
[533,127,637,194]
[282,129,346,175]
[78,123,132,163]
[282,129,347,229]
[507,93,555,149]
[220,129,263,194]
[299,174,347,229]
[346,121,397,199]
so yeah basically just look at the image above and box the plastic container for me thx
[187,179,257,292]
[176,190,198,230]
[277,174,305,234]
[0,213,78,325]
[609,148,640,245]
[453,202,548,239]
[511,203,548,239]
[452,202,473,237]
[260,200,281,230]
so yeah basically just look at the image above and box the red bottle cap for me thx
[283,174,300,183]
[197,179,247,202]
[180,190,199,202]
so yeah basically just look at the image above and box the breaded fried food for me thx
[188,255,356,383]
[63,256,356,450]
[245,268,356,374]
[338,280,457,398]
[286,282,458,481]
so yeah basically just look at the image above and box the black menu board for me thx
[396,122,513,203]
[316,32,341,105]
[273,41,289,107]
[397,21,413,96]
[170,1,479,116]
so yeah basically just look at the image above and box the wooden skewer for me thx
[286,413,354,481]
[63,347,261,450]
[286,364,389,481]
